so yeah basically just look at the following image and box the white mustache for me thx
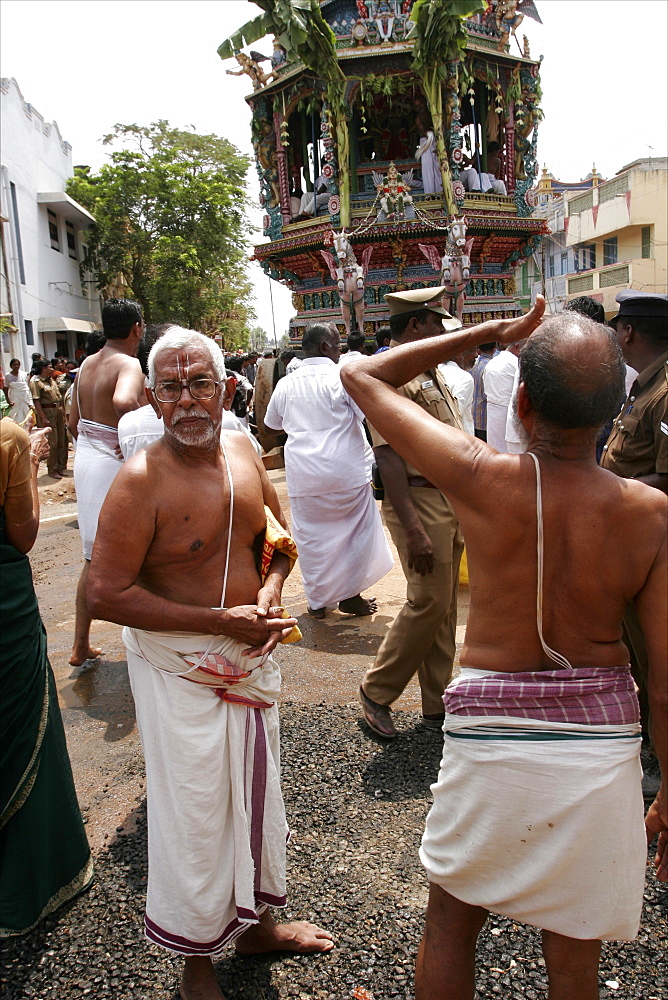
[172,406,211,424]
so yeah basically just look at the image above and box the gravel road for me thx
[2,706,666,1000]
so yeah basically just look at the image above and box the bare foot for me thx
[69,646,102,667]
[180,956,225,1000]
[307,605,327,619]
[235,911,334,956]
[338,594,377,616]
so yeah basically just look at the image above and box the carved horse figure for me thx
[320,231,373,335]
[418,217,474,324]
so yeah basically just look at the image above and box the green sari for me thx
[0,509,93,936]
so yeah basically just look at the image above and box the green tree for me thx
[67,121,255,342]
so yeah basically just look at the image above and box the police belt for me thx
[407,476,437,489]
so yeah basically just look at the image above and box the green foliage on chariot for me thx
[409,0,486,80]
[218,0,344,83]
[219,2,351,222]
[408,0,486,215]
[358,73,413,103]
[67,122,254,345]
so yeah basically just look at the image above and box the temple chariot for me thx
[219,0,547,343]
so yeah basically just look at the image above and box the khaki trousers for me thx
[43,406,68,475]
[363,487,463,716]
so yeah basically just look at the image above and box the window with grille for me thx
[577,244,596,271]
[66,221,77,259]
[641,226,651,259]
[603,237,618,267]
[48,209,60,251]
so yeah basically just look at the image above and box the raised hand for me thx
[494,295,546,346]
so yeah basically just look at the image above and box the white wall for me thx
[0,77,100,369]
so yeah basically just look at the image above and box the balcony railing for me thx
[567,260,636,295]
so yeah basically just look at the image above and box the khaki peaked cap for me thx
[384,286,462,330]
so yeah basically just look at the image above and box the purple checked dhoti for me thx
[420,665,645,940]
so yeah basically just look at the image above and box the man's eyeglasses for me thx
[153,378,220,403]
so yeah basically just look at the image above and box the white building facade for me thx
[0,77,101,371]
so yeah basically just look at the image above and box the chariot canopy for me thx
[219,0,547,342]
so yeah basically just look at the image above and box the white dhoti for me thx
[123,627,288,957]
[73,419,123,559]
[485,401,510,452]
[420,669,646,941]
[288,484,393,609]
[298,191,329,216]
[479,172,507,196]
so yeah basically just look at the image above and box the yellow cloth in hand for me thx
[261,506,302,643]
[459,546,469,587]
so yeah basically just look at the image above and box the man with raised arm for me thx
[341,298,667,1000]
[68,298,146,666]
[88,328,332,1000]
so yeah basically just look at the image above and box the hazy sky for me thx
[2,0,666,337]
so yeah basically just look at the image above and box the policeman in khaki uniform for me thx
[601,289,667,489]
[360,286,464,738]
[30,359,68,479]
[600,288,667,798]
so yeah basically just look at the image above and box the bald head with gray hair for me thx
[147,327,226,385]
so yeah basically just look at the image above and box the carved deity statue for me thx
[320,231,374,335]
[254,118,281,209]
[373,163,416,221]
[226,51,275,90]
[495,0,524,49]
[418,217,475,324]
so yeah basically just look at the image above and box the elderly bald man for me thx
[88,328,332,1000]
[341,299,667,1000]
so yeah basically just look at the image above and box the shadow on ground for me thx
[60,658,137,741]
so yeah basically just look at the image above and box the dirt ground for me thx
[31,456,469,852]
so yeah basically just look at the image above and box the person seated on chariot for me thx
[297,175,329,219]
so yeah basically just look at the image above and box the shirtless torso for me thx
[91,429,288,644]
[88,339,332,998]
[458,450,665,673]
[88,341,296,652]
[69,343,145,434]
[342,307,666,677]
[342,300,667,999]
[69,326,146,667]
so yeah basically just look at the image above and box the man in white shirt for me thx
[264,323,393,619]
[482,343,522,451]
[338,332,366,368]
[438,358,475,435]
